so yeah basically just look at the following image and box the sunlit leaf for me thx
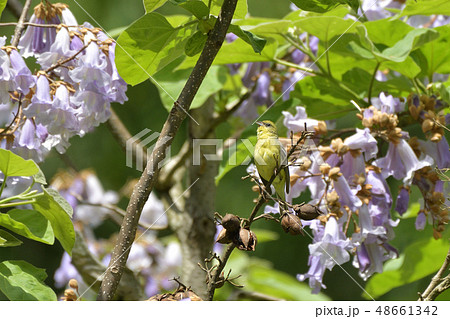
[0,260,57,301]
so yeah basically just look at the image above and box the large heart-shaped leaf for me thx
[0,260,57,301]
[32,188,75,255]
[0,209,54,245]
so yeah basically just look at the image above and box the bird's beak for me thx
[256,121,264,126]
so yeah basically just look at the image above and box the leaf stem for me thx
[368,61,381,103]
[272,57,319,75]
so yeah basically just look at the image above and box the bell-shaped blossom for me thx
[283,106,320,132]
[344,128,378,160]
[74,174,119,227]
[37,27,76,74]
[375,139,433,184]
[371,92,404,114]
[418,138,450,170]
[297,254,327,294]
[298,217,352,293]
[24,74,52,118]
[415,211,427,231]
[395,187,410,216]
[9,49,34,95]
[333,175,362,212]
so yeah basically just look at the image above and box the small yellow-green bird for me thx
[254,120,290,203]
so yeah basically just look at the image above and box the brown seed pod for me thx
[222,214,240,232]
[216,228,233,244]
[236,228,257,251]
[293,204,322,220]
[68,279,79,290]
[281,213,304,236]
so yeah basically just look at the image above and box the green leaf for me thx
[399,0,450,17]
[0,260,57,301]
[154,60,227,110]
[204,0,248,20]
[177,37,277,69]
[290,0,339,13]
[116,13,197,85]
[416,25,450,79]
[228,24,267,54]
[33,165,47,185]
[0,229,23,247]
[143,0,168,12]
[294,15,360,43]
[247,263,330,300]
[0,209,54,245]
[0,149,39,177]
[0,0,6,18]
[365,232,450,299]
[179,0,210,19]
[377,28,439,63]
[32,188,75,255]
[291,76,358,120]
[185,31,207,56]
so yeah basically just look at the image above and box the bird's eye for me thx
[265,122,271,127]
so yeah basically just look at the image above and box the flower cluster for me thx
[0,1,127,162]
[254,91,449,293]
[51,170,181,298]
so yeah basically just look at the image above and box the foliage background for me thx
[0,0,449,301]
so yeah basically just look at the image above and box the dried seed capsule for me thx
[281,213,304,236]
[216,228,233,244]
[236,228,257,251]
[222,214,240,232]
[294,204,322,220]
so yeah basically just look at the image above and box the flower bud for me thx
[222,214,240,232]
[280,213,304,236]
[68,279,79,290]
[63,289,77,301]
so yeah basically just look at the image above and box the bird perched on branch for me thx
[254,120,290,204]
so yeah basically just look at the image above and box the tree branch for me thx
[419,245,450,301]
[97,0,239,301]
[10,0,33,47]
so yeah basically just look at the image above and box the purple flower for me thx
[37,27,76,74]
[253,71,272,106]
[298,217,352,293]
[418,138,450,170]
[371,92,404,114]
[54,252,81,288]
[344,128,378,160]
[415,211,427,231]
[333,175,362,212]
[283,106,320,132]
[395,187,410,216]
[24,74,52,118]
[375,139,433,184]
[9,49,34,95]
[297,255,327,294]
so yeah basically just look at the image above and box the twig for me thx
[10,0,33,47]
[368,61,381,103]
[97,0,239,301]
[0,22,81,28]
[419,245,450,301]
[45,43,89,74]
